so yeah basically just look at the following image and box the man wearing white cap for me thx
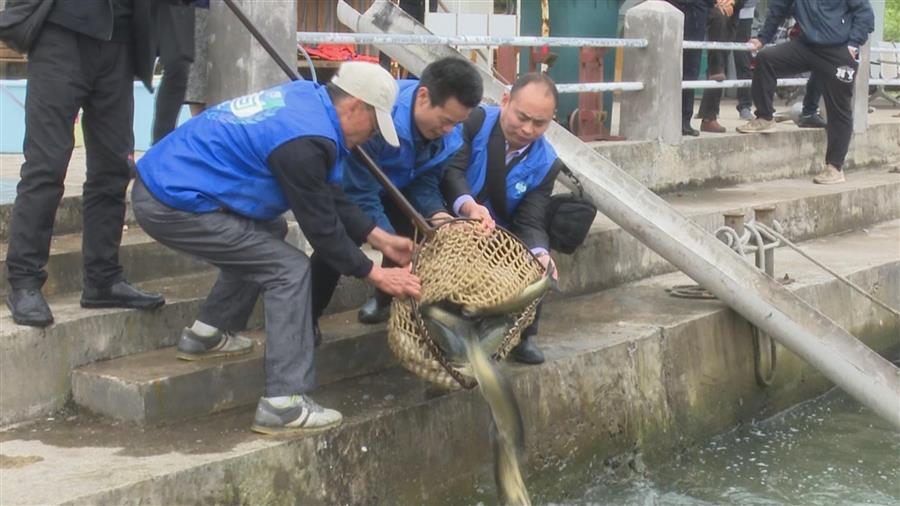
[132,62,421,434]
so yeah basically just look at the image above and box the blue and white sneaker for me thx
[251,395,343,435]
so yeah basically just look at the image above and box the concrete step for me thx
[3,168,894,426]
[3,221,898,505]
[72,166,900,422]
[0,194,137,244]
[0,219,311,299]
[556,167,900,296]
[592,120,899,193]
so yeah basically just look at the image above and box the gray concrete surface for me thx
[63,168,899,424]
[1,220,897,505]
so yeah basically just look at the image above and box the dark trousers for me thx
[5,24,134,290]
[310,197,415,322]
[151,3,194,144]
[752,40,858,168]
[801,75,825,117]
[132,178,315,396]
[698,10,753,119]
[678,1,710,124]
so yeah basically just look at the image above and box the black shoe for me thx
[797,113,827,129]
[357,296,390,324]
[80,280,165,310]
[6,288,54,327]
[682,123,700,137]
[313,322,322,347]
[508,336,545,365]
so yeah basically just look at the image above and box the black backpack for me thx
[546,164,597,254]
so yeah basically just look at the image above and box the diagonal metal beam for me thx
[337,0,900,430]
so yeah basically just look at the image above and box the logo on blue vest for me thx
[207,89,286,124]
[515,181,528,195]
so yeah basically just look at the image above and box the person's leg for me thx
[152,6,192,144]
[698,6,736,127]
[801,75,824,117]
[358,195,415,324]
[740,40,813,133]
[4,25,88,325]
[680,1,709,134]
[812,45,857,182]
[733,17,754,115]
[509,303,545,365]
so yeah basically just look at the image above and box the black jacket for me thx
[441,107,563,251]
[0,0,189,91]
[758,0,874,48]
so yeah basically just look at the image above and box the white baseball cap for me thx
[331,61,400,147]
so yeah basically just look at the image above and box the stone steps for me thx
[2,221,897,505]
[1,168,897,426]
[68,165,899,424]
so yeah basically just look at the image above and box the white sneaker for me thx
[812,165,846,185]
[251,394,343,434]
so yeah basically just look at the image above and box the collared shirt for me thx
[505,142,531,166]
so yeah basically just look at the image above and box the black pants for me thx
[752,40,858,168]
[677,1,710,124]
[801,74,825,117]
[5,24,134,290]
[698,7,753,119]
[309,196,416,322]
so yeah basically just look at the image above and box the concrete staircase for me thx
[1,124,898,504]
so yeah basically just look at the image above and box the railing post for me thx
[620,0,683,145]
[207,0,298,104]
[853,42,870,134]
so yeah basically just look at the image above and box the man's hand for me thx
[367,264,422,299]
[367,227,415,267]
[749,38,763,52]
[429,211,454,227]
[459,200,496,231]
[848,46,859,60]
[715,0,734,17]
[536,252,558,281]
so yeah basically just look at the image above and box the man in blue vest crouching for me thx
[132,62,422,434]
[309,57,484,331]
[441,73,564,365]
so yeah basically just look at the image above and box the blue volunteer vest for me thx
[137,80,346,220]
[376,80,463,190]
[466,105,557,226]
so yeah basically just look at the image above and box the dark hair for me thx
[326,82,351,102]
[419,57,483,108]
[509,73,559,108]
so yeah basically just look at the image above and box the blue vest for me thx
[466,105,557,226]
[137,80,346,220]
[373,80,463,190]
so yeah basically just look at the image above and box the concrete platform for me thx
[1,221,897,505]
[66,169,899,424]
[0,168,893,426]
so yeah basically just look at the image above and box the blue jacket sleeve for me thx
[847,0,875,48]
[403,167,448,219]
[757,0,793,44]
[341,139,395,234]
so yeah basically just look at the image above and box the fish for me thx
[461,262,557,318]
[420,302,532,506]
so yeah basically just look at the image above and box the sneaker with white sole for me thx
[736,117,777,133]
[251,395,343,434]
[812,165,846,185]
[175,327,254,361]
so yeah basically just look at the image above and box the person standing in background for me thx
[151,1,196,144]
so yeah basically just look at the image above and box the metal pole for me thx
[221,0,434,239]
[337,0,900,430]
[295,31,649,48]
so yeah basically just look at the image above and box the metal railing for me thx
[296,32,648,48]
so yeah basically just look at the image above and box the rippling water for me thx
[572,389,900,505]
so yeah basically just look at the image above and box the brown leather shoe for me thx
[700,118,726,133]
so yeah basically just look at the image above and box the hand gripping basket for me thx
[387,219,545,389]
